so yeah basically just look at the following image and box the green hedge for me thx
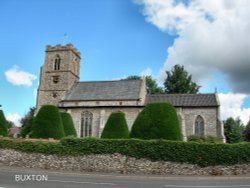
[187,135,222,144]
[32,105,65,139]
[1,137,250,167]
[130,103,181,140]
[101,112,129,139]
[0,138,67,155]
[60,112,77,137]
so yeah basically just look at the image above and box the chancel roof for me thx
[146,94,219,107]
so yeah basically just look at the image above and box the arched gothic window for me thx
[195,115,205,136]
[54,55,61,70]
[81,111,93,137]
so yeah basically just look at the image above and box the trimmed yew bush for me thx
[31,105,65,139]
[101,112,129,139]
[0,110,8,137]
[130,103,182,140]
[60,112,77,137]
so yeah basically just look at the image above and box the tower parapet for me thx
[46,44,81,58]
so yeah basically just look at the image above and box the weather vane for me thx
[63,33,68,45]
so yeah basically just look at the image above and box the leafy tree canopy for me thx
[124,75,163,94]
[164,64,200,94]
[20,107,36,127]
[20,117,34,138]
[0,110,8,136]
[224,117,244,144]
[244,120,250,142]
[6,120,15,128]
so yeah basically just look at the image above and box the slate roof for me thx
[62,80,142,101]
[146,94,219,107]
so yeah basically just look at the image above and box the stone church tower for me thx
[36,44,81,111]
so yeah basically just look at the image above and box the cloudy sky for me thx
[1,0,250,126]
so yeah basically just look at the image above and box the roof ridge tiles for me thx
[78,79,142,84]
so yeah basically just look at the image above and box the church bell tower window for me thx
[54,55,61,70]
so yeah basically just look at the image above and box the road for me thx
[0,166,250,188]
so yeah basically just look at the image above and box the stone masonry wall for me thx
[0,149,249,176]
[180,107,218,137]
[67,107,142,137]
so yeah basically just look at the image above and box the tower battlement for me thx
[46,43,81,58]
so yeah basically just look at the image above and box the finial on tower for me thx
[63,33,68,45]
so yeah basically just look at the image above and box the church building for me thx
[36,44,225,142]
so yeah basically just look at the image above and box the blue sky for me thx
[1,0,250,126]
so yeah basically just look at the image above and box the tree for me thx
[224,117,244,143]
[31,105,65,139]
[20,117,34,138]
[124,75,164,94]
[0,110,8,136]
[164,64,200,94]
[244,121,250,142]
[20,107,36,127]
[130,103,182,140]
[6,120,15,128]
[101,112,130,139]
[60,112,77,137]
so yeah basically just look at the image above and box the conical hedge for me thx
[0,110,8,137]
[60,112,77,137]
[130,103,182,141]
[31,105,65,139]
[101,112,129,139]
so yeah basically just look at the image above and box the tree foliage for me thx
[101,112,130,139]
[20,117,34,138]
[164,64,200,94]
[31,105,65,139]
[224,117,244,144]
[125,75,163,94]
[60,112,77,137]
[244,121,250,142]
[130,103,182,140]
[0,110,8,136]
[20,107,36,127]
[6,120,15,128]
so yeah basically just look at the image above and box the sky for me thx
[1,0,250,126]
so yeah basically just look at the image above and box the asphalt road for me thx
[0,166,250,188]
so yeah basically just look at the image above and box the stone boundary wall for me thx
[0,149,249,176]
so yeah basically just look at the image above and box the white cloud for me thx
[5,65,37,87]
[137,0,250,94]
[6,113,22,127]
[141,67,152,76]
[218,93,250,125]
